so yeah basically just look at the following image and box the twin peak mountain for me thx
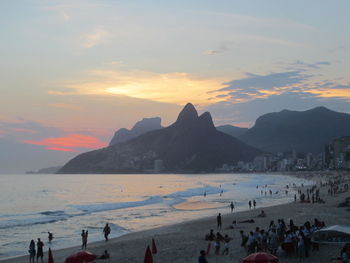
[58,103,260,173]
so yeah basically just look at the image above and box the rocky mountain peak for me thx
[175,103,198,124]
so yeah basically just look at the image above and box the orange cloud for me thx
[307,88,350,99]
[23,134,106,152]
[54,70,227,105]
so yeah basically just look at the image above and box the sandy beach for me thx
[2,171,349,263]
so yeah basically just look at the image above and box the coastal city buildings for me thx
[216,136,350,173]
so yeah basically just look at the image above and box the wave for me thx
[0,214,70,230]
[72,196,163,213]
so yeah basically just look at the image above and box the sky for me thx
[1,0,350,173]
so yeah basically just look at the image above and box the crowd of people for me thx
[199,175,350,263]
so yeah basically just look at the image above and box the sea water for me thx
[0,173,311,259]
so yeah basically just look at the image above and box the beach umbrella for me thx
[144,245,153,263]
[243,252,278,263]
[48,248,54,263]
[151,238,157,254]
[65,251,97,263]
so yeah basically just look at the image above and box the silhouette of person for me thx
[103,223,111,241]
[230,202,234,213]
[217,213,222,230]
[81,230,88,249]
[29,240,36,263]
[36,238,44,263]
[249,200,252,209]
[48,232,53,243]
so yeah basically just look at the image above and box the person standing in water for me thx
[103,223,111,241]
[48,232,53,243]
[29,240,36,263]
[230,202,234,213]
[253,200,256,209]
[249,200,252,209]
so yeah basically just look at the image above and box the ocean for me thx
[0,173,311,259]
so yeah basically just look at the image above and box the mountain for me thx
[109,117,162,145]
[58,103,261,173]
[216,125,248,138]
[240,107,350,153]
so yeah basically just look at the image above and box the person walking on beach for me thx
[36,238,44,263]
[103,223,111,241]
[29,240,36,263]
[230,202,234,213]
[81,230,88,249]
[217,213,222,230]
[249,200,252,209]
[253,200,256,209]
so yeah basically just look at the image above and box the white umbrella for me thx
[312,225,350,244]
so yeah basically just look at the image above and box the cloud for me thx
[80,27,108,48]
[52,69,226,105]
[283,60,332,71]
[204,44,229,55]
[213,71,309,102]
[23,134,106,152]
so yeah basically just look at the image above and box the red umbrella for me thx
[151,238,157,254]
[65,251,97,263]
[243,252,278,263]
[144,245,153,263]
[48,248,54,263]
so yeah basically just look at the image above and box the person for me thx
[98,250,110,259]
[240,230,248,254]
[230,202,234,213]
[222,234,230,255]
[253,200,256,209]
[258,210,266,217]
[205,229,215,241]
[103,223,111,241]
[48,232,53,243]
[29,240,36,263]
[214,237,221,255]
[198,250,208,263]
[217,213,222,230]
[36,238,44,263]
[81,230,88,249]
[297,231,306,260]
[249,200,252,209]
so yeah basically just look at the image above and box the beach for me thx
[1,171,349,263]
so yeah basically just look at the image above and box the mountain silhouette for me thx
[240,106,350,153]
[58,103,261,173]
[109,117,162,145]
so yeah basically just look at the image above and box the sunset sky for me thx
[1,0,350,173]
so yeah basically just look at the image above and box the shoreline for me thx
[1,171,349,263]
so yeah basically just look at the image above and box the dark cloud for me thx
[220,71,308,91]
[215,71,309,101]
